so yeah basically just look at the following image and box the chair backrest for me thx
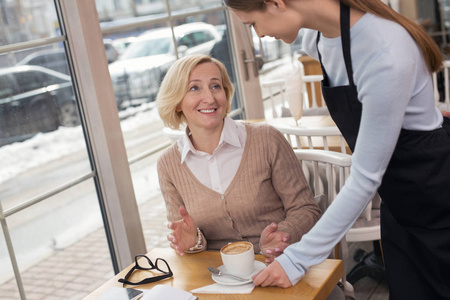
[297,61,328,115]
[273,123,349,154]
[294,149,355,297]
[260,65,328,120]
[260,79,289,119]
[294,148,378,238]
[294,149,351,202]
[302,74,326,110]
[433,60,450,112]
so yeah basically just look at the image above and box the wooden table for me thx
[252,115,351,154]
[84,248,344,300]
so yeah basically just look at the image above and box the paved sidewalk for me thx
[0,193,170,300]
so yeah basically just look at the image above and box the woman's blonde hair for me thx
[156,54,234,129]
[224,0,443,72]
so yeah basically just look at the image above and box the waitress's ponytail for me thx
[343,0,443,73]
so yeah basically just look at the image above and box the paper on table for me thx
[141,285,197,300]
[97,287,143,300]
[284,62,303,125]
[190,283,255,294]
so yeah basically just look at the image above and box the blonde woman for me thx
[225,0,450,298]
[156,54,321,263]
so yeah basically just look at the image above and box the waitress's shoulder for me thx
[366,14,415,48]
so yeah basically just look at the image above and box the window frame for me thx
[58,0,147,271]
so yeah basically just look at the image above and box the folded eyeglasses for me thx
[118,255,173,287]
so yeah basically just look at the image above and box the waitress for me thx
[225,0,450,298]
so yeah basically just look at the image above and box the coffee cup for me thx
[220,241,254,277]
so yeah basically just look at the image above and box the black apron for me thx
[317,2,450,299]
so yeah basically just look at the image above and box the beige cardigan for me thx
[157,123,321,252]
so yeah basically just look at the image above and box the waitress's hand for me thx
[260,222,291,263]
[252,261,292,288]
[442,111,450,118]
[167,206,198,256]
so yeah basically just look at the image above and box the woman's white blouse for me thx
[177,116,246,194]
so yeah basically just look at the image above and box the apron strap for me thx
[316,32,329,86]
[340,1,355,87]
[316,1,356,87]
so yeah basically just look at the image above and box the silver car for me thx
[108,22,221,109]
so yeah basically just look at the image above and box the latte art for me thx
[221,242,253,255]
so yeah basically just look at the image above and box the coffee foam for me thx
[221,242,252,255]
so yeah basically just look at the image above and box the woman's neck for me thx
[189,124,224,155]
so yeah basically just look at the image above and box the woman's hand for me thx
[167,206,198,256]
[252,261,292,288]
[260,223,291,263]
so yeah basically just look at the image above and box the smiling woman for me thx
[155,54,321,263]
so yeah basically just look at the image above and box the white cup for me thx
[220,241,255,277]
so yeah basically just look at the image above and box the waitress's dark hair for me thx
[224,0,443,73]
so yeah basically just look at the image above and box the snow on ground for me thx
[0,102,160,185]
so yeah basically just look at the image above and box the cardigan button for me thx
[220,195,224,200]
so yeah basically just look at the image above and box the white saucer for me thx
[211,261,266,286]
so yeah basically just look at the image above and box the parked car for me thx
[112,37,137,55]
[16,48,70,75]
[0,65,80,146]
[16,40,118,77]
[108,22,221,109]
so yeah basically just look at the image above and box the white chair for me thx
[260,64,329,120]
[273,123,349,199]
[260,79,291,119]
[433,60,450,112]
[294,149,354,299]
[297,60,328,115]
[301,74,330,116]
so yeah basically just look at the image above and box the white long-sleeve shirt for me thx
[276,12,444,285]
